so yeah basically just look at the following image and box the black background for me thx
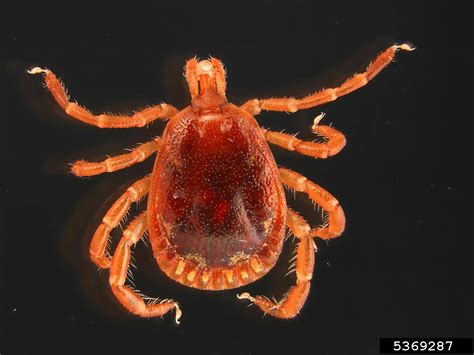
[3,1,473,354]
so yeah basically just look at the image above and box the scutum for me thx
[156,110,278,267]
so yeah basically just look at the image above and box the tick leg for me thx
[72,137,161,177]
[237,208,315,318]
[236,167,346,318]
[280,168,345,239]
[27,68,178,128]
[90,176,150,269]
[240,44,414,115]
[109,212,182,322]
[261,113,346,158]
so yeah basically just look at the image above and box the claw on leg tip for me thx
[174,303,182,324]
[27,67,48,75]
[398,43,415,52]
[237,292,255,302]
[312,112,326,130]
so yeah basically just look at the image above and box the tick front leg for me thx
[261,113,346,158]
[109,212,182,322]
[280,168,345,239]
[72,138,161,177]
[28,68,178,128]
[90,176,150,269]
[240,44,414,115]
[237,208,315,318]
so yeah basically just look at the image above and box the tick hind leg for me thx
[109,211,182,322]
[89,176,150,269]
[237,208,315,318]
[262,113,346,158]
[237,168,345,318]
[72,137,161,177]
[28,68,178,128]
[240,44,414,115]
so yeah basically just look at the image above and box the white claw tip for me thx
[174,303,182,324]
[312,112,326,130]
[27,67,47,75]
[237,292,255,302]
[398,43,415,52]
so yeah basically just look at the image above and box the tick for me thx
[29,44,413,323]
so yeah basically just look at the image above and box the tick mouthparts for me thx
[197,60,214,77]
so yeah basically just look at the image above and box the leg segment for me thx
[89,176,150,269]
[261,113,346,158]
[280,168,345,239]
[109,212,182,322]
[210,57,227,97]
[240,44,414,115]
[72,138,161,177]
[184,59,199,99]
[237,169,345,318]
[237,208,315,318]
[27,67,178,128]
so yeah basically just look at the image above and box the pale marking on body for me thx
[225,270,234,283]
[201,271,210,284]
[175,260,186,275]
[263,217,273,235]
[240,270,249,280]
[245,155,255,168]
[229,252,251,266]
[250,257,262,273]
[187,270,196,282]
[163,222,173,237]
[185,253,208,267]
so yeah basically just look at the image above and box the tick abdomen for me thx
[151,105,284,268]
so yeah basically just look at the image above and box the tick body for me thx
[29,44,413,323]
[149,105,286,290]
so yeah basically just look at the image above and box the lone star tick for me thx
[29,43,413,323]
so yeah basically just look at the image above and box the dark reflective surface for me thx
[3,2,472,354]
